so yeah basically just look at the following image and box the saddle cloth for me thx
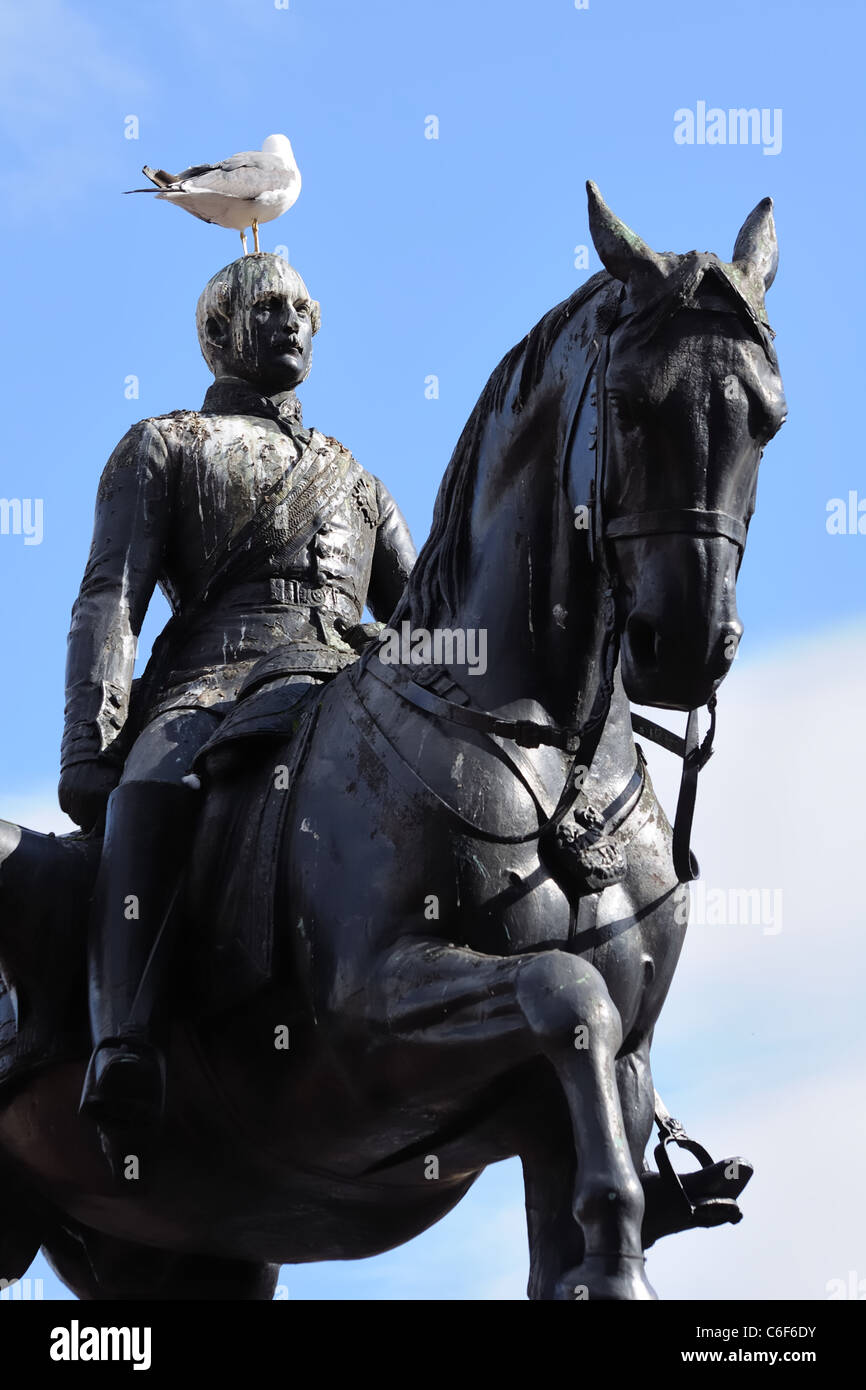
[184,680,325,1016]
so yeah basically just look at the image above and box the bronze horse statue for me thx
[0,185,786,1300]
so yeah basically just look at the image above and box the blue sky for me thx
[0,0,863,1301]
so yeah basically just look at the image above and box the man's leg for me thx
[79,708,220,1172]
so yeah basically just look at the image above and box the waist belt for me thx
[231,579,361,624]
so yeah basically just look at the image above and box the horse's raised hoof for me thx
[554,1254,658,1301]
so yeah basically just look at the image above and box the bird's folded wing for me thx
[176,157,298,198]
[219,152,281,173]
[171,161,224,183]
[155,154,270,190]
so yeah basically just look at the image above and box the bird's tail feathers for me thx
[142,165,179,187]
[125,165,184,194]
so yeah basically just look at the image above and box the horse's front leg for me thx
[515,951,654,1300]
[361,937,653,1300]
[523,1037,658,1300]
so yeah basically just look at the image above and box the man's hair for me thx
[196,253,321,374]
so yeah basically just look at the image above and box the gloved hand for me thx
[58,759,122,831]
[336,620,385,654]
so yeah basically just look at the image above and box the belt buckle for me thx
[309,587,326,605]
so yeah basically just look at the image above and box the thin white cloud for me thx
[647,1064,866,1300]
[0,1,147,212]
[0,2,144,127]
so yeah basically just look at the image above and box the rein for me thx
[355,619,618,848]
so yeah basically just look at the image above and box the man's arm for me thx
[60,420,171,825]
[366,477,417,623]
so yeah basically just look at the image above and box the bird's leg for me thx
[239,229,248,255]
[252,220,260,253]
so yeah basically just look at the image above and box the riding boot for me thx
[78,778,201,1173]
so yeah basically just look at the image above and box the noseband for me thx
[605,510,746,549]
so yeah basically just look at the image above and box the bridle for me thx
[360,312,753,883]
[584,326,750,881]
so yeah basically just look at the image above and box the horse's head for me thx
[585,184,787,711]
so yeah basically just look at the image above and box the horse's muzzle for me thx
[613,536,744,711]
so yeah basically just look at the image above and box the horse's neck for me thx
[445,314,609,727]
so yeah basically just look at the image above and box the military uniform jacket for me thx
[61,378,416,772]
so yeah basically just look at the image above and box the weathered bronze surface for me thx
[0,185,785,1299]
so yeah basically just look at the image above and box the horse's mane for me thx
[396,254,776,630]
[398,271,621,629]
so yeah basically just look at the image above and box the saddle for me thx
[184,678,326,1015]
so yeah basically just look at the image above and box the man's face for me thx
[210,268,315,393]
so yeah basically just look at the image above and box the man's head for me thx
[197,253,321,394]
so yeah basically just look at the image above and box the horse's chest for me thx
[451,788,638,955]
[454,842,573,954]
[455,842,678,1039]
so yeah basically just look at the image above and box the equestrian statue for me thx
[0,182,786,1300]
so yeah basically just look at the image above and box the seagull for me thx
[125,134,301,253]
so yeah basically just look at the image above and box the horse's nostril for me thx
[627,616,658,669]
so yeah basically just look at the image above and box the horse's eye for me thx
[609,394,642,431]
[748,397,783,444]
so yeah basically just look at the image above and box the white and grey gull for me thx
[124,134,301,253]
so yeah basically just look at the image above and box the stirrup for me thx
[653,1107,747,1229]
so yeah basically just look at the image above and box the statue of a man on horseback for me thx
[0,185,786,1301]
[58,253,416,1169]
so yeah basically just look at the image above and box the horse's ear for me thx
[732,197,778,291]
[586,181,665,284]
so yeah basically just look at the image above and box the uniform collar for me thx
[201,376,303,428]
